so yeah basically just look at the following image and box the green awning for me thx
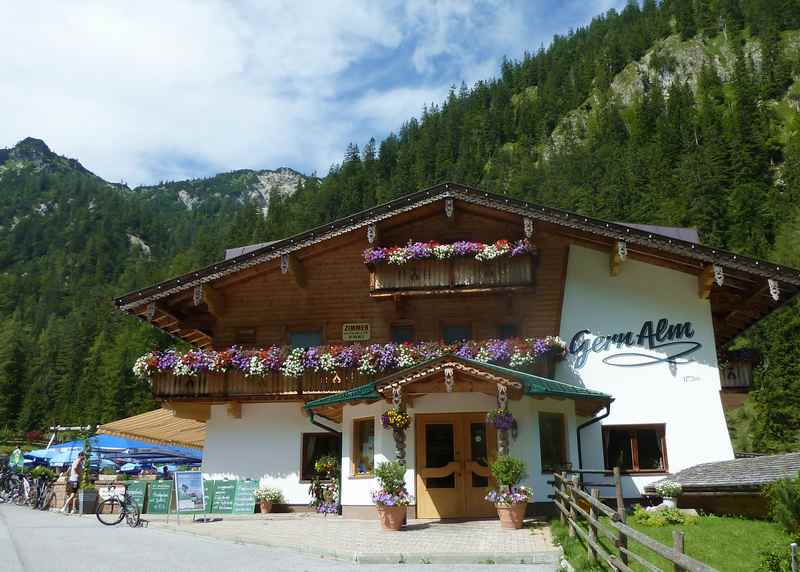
[304,354,612,411]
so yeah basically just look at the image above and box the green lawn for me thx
[551,514,795,572]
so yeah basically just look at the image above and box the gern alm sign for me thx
[568,318,701,369]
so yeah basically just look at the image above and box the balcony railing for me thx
[151,369,371,400]
[369,255,534,295]
[150,354,556,402]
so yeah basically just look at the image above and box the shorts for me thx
[66,481,78,494]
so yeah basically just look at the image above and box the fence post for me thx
[558,472,566,526]
[673,530,686,572]
[568,475,577,538]
[791,542,797,572]
[614,466,628,565]
[588,488,599,564]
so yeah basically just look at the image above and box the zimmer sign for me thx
[342,323,371,341]
[569,318,701,369]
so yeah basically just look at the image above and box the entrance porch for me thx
[305,354,612,520]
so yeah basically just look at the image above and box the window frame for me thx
[538,412,568,473]
[300,432,340,482]
[496,321,521,340]
[350,417,376,478]
[439,321,473,344]
[390,322,416,344]
[602,424,668,474]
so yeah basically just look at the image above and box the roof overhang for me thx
[113,182,800,348]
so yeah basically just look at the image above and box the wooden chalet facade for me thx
[115,183,800,518]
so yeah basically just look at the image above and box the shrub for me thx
[374,461,406,493]
[655,480,682,498]
[254,487,284,503]
[766,475,800,534]
[372,461,412,507]
[489,454,526,489]
[629,504,698,527]
[757,542,793,572]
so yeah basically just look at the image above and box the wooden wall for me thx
[212,208,570,348]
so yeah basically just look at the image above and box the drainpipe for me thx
[307,410,341,436]
[576,402,612,469]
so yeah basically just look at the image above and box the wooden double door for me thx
[415,413,497,519]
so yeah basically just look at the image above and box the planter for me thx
[376,505,406,531]
[259,500,273,514]
[495,502,526,529]
[663,497,677,509]
[78,488,98,514]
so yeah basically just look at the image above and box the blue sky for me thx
[2,1,626,187]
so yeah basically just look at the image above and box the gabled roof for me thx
[113,182,800,349]
[113,182,800,311]
[304,355,612,415]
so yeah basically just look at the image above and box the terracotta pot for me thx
[376,505,406,531]
[495,502,526,529]
[259,500,273,514]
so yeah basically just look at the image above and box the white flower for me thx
[280,348,306,378]
[318,352,337,373]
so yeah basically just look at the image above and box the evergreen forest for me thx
[1,0,799,453]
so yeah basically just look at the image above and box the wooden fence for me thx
[553,469,718,572]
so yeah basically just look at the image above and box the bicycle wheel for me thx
[125,500,141,528]
[39,488,55,511]
[95,497,125,526]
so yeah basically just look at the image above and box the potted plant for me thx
[371,461,413,531]
[486,408,514,431]
[78,482,98,514]
[254,487,283,514]
[485,454,533,529]
[655,480,682,509]
[309,455,340,514]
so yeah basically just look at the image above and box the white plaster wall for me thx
[202,402,340,504]
[340,393,578,505]
[556,246,734,496]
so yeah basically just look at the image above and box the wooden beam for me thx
[226,401,242,419]
[698,264,715,299]
[203,286,226,319]
[610,242,625,277]
[166,402,211,422]
[280,254,306,287]
[725,285,768,324]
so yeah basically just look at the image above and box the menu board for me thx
[146,480,174,514]
[210,480,237,514]
[125,481,147,511]
[203,480,215,510]
[232,481,258,514]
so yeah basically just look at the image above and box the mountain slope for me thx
[1,0,799,453]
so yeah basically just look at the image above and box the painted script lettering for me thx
[569,318,701,369]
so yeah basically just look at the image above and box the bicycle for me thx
[95,486,141,527]
[33,474,56,510]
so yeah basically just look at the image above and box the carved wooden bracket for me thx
[280,254,306,287]
[610,241,626,276]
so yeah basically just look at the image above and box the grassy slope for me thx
[552,515,794,572]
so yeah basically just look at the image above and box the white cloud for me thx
[0,0,627,186]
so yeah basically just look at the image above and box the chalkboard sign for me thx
[232,480,258,514]
[203,479,215,510]
[126,481,147,511]
[146,480,174,514]
[210,480,237,514]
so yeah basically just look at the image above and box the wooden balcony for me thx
[151,369,372,402]
[369,255,535,297]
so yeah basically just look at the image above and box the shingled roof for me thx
[647,453,800,493]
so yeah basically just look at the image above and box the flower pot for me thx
[376,505,406,531]
[323,489,334,502]
[663,497,677,509]
[259,500,273,514]
[495,502,526,529]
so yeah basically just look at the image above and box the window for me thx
[603,425,667,473]
[301,433,340,481]
[539,413,567,472]
[391,324,415,344]
[497,323,519,339]
[351,418,375,476]
[441,324,472,343]
[289,330,322,348]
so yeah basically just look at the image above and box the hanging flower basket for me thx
[486,408,514,431]
[381,408,411,431]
